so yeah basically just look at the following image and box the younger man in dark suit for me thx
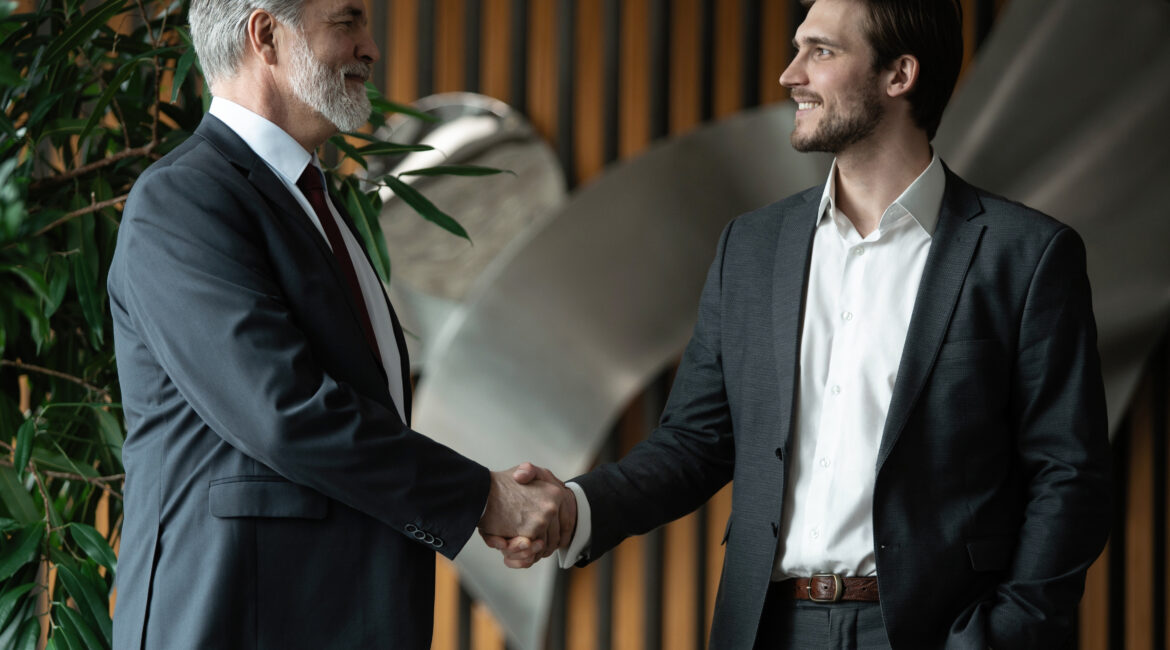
[490,0,1110,647]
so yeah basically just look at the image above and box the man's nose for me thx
[779,55,804,88]
[357,28,379,64]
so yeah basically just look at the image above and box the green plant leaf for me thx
[13,616,39,650]
[398,164,513,177]
[13,417,34,477]
[328,135,367,170]
[68,523,116,575]
[79,46,180,143]
[0,582,35,631]
[366,85,436,123]
[340,179,389,283]
[382,176,470,241]
[9,291,50,353]
[0,466,38,524]
[55,604,103,650]
[45,255,68,318]
[71,253,104,348]
[43,0,129,64]
[2,265,50,302]
[30,448,99,479]
[356,142,433,157]
[0,524,42,582]
[170,45,196,103]
[55,560,112,645]
[91,407,123,466]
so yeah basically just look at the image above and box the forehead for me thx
[303,0,368,20]
[794,0,867,48]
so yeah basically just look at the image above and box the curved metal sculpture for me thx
[376,0,1170,646]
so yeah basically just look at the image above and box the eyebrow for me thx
[328,7,366,22]
[792,35,844,50]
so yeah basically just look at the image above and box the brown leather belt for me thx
[779,574,880,603]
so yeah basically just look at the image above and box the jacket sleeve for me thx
[977,227,1111,648]
[112,163,490,558]
[572,220,738,561]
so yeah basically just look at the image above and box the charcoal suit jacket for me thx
[108,115,490,649]
[573,167,1110,649]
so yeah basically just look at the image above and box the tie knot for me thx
[297,164,325,195]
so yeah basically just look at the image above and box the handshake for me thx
[477,462,577,569]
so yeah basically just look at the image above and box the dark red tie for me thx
[296,165,382,359]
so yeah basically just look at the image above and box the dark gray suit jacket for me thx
[108,115,491,649]
[574,168,1110,649]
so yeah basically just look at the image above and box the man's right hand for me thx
[479,463,576,568]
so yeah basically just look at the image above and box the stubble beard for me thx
[790,81,885,154]
[288,31,372,133]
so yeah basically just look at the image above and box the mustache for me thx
[340,63,372,81]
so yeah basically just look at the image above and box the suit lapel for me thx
[875,170,985,473]
[194,116,410,411]
[772,190,821,454]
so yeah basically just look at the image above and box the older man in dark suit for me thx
[490,0,1110,648]
[107,1,575,647]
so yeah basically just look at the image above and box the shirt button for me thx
[810,527,820,539]
[819,457,830,468]
[853,247,865,256]
[841,311,853,321]
[831,385,841,395]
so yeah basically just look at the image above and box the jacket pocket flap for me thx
[209,477,328,519]
[966,537,1014,571]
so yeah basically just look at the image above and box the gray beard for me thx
[288,32,372,133]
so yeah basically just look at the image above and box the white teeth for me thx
[797,102,819,110]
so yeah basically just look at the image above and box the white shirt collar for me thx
[208,97,319,182]
[816,151,946,237]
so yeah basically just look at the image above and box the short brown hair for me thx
[803,0,964,139]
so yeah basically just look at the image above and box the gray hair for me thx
[189,0,306,86]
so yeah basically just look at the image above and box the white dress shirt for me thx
[561,154,946,575]
[774,153,944,579]
[208,98,406,422]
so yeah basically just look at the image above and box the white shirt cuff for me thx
[557,481,592,569]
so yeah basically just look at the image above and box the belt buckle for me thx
[807,573,844,603]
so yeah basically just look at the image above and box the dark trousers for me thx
[754,581,892,649]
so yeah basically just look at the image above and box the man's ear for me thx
[246,10,280,66]
[885,54,920,99]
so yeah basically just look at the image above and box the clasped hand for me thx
[478,463,575,568]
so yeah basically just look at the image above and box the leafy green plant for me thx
[0,1,500,646]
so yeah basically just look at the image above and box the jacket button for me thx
[405,524,417,533]
[434,539,445,549]
[413,530,426,540]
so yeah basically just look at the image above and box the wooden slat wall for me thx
[367,2,1166,649]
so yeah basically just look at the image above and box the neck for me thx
[211,72,336,153]
[831,126,932,238]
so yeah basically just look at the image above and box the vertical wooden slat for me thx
[712,0,742,118]
[669,0,702,135]
[1126,378,1155,650]
[662,513,700,649]
[566,564,599,650]
[527,0,559,144]
[481,0,513,102]
[959,0,978,80]
[612,399,648,649]
[572,0,606,183]
[435,0,467,92]
[1152,339,1168,650]
[704,484,732,633]
[388,0,420,102]
[1081,543,1110,649]
[471,601,507,650]
[433,557,461,650]
[618,0,651,159]
[758,0,789,106]
[1165,344,1170,650]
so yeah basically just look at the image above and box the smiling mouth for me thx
[796,101,821,111]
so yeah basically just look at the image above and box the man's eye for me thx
[815,48,831,56]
